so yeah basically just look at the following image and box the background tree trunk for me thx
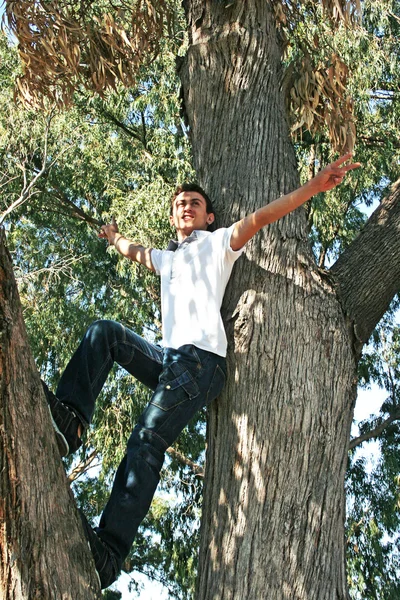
[0,229,100,600]
[181,2,357,598]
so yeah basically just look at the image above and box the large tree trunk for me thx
[0,230,100,600]
[180,2,357,598]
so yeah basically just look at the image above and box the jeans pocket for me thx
[206,364,226,405]
[151,361,200,411]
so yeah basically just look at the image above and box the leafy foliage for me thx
[295,0,400,268]
[347,300,400,598]
[103,590,122,600]
[5,0,363,151]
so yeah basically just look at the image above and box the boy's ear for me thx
[206,213,215,225]
[169,215,175,227]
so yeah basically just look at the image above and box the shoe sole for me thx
[48,405,69,457]
[95,569,101,589]
[85,541,102,589]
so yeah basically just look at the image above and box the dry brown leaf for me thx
[5,0,169,107]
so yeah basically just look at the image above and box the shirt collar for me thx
[166,230,210,252]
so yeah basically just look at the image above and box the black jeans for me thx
[56,320,227,565]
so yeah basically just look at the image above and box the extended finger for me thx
[331,153,361,171]
[331,152,353,167]
[341,162,361,172]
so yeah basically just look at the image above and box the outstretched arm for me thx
[99,219,155,272]
[230,153,361,251]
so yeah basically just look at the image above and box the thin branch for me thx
[140,110,147,150]
[0,115,85,225]
[20,158,28,190]
[349,408,400,450]
[67,449,99,483]
[0,119,52,225]
[51,187,103,227]
[388,10,400,24]
[318,247,327,268]
[166,446,204,477]
[15,253,90,286]
[358,135,400,149]
[101,109,146,145]
[0,110,56,225]
[33,206,100,228]
[2,189,42,217]
[368,91,397,100]
[0,174,20,191]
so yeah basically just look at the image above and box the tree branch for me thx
[50,187,103,227]
[140,110,147,150]
[0,112,54,225]
[15,253,90,286]
[0,228,101,596]
[0,111,87,226]
[101,108,147,146]
[166,446,204,477]
[330,179,400,352]
[349,408,400,450]
[68,450,99,483]
[358,135,400,149]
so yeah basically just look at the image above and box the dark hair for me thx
[171,183,216,231]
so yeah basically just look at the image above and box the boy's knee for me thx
[86,319,119,344]
[128,426,166,465]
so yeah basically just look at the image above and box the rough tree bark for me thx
[0,229,100,600]
[180,2,400,599]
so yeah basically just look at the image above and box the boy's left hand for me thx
[312,153,361,193]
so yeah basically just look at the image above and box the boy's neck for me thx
[176,231,190,243]
[176,226,205,243]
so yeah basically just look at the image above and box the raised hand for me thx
[99,217,119,244]
[313,153,361,193]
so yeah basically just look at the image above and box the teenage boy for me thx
[43,153,360,589]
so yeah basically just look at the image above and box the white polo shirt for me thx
[150,225,244,357]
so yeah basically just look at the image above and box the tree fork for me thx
[331,179,400,351]
[0,229,100,600]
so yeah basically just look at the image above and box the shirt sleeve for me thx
[150,248,164,275]
[223,224,246,264]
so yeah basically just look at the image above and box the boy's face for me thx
[170,191,215,240]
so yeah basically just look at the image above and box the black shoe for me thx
[41,380,84,457]
[79,510,120,590]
